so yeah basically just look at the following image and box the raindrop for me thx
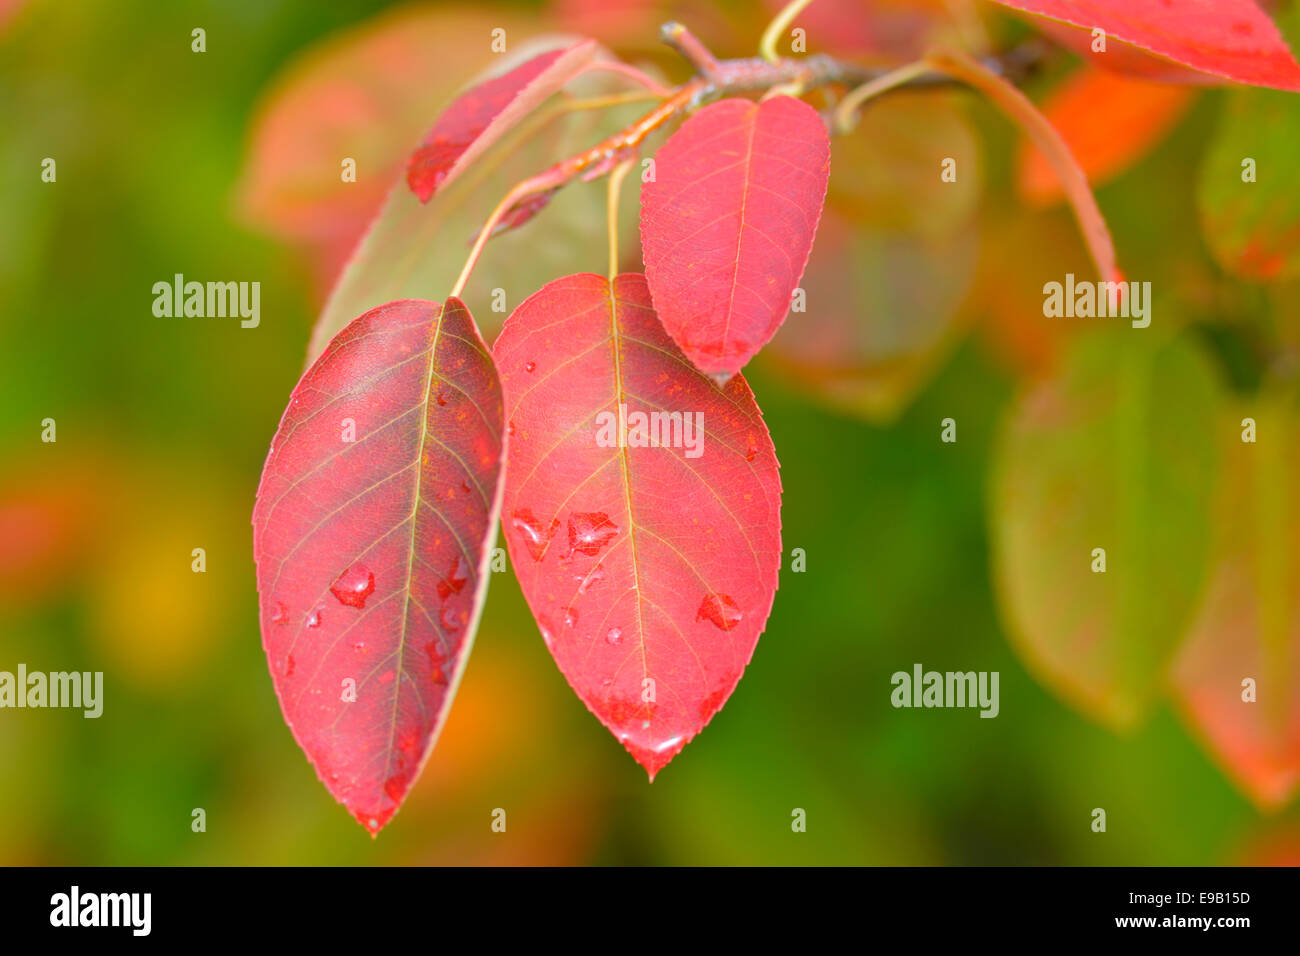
[696,593,743,631]
[436,555,468,602]
[330,565,375,608]
[270,601,288,625]
[578,563,606,593]
[524,361,537,373]
[567,512,619,557]
[306,608,323,628]
[511,508,559,561]
[563,607,578,627]
[605,626,623,645]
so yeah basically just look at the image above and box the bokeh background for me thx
[2,0,1298,864]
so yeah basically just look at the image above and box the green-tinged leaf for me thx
[1198,87,1300,282]
[1172,386,1300,809]
[828,91,979,240]
[991,329,1222,728]
[306,47,643,362]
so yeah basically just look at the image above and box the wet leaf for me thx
[640,95,830,378]
[990,329,1222,728]
[1172,387,1300,809]
[493,272,782,777]
[1197,87,1300,282]
[253,298,504,834]
[992,0,1300,90]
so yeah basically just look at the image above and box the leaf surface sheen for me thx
[406,40,599,203]
[640,95,830,379]
[494,273,782,776]
[253,298,504,834]
[991,0,1300,91]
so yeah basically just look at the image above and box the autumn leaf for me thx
[765,90,980,421]
[493,272,782,777]
[990,0,1300,91]
[1197,87,1300,282]
[1017,66,1195,206]
[640,95,830,379]
[253,298,504,834]
[990,329,1222,729]
[235,6,543,246]
[1171,389,1300,810]
[765,213,978,421]
[306,43,644,362]
[406,41,600,203]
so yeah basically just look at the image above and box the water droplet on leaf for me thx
[330,565,375,608]
[696,593,742,630]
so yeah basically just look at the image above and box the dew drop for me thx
[563,606,578,627]
[353,640,366,652]
[330,565,375,608]
[696,593,743,631]
[306,608,323,628]
[507,420,516,436]
[436,555,469,602]
[605,626,623,645]
[524,361,537,373]
[511,508,559,561]
[270,601,288,625]
[567,511,619,557]
[578,563,606,593]
[744,432,758,462]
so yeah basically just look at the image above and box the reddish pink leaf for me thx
[493,273,782,777]
[640,96,831,379]
[406,41,600,203]
[991,0,1300,91]
[253,298,504,834]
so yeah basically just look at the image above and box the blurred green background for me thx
[1,0,1297,865]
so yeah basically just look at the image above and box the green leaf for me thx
[990,328,1223,728]
[306,46,644,362]
[1197,87,1300,282]
[1171,385,1300,809]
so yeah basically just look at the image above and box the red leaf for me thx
[493,273,782,777]
[406,41,599,203]
[253,298,504,834]
[640,96,830,379]
[991,0,1300,91]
